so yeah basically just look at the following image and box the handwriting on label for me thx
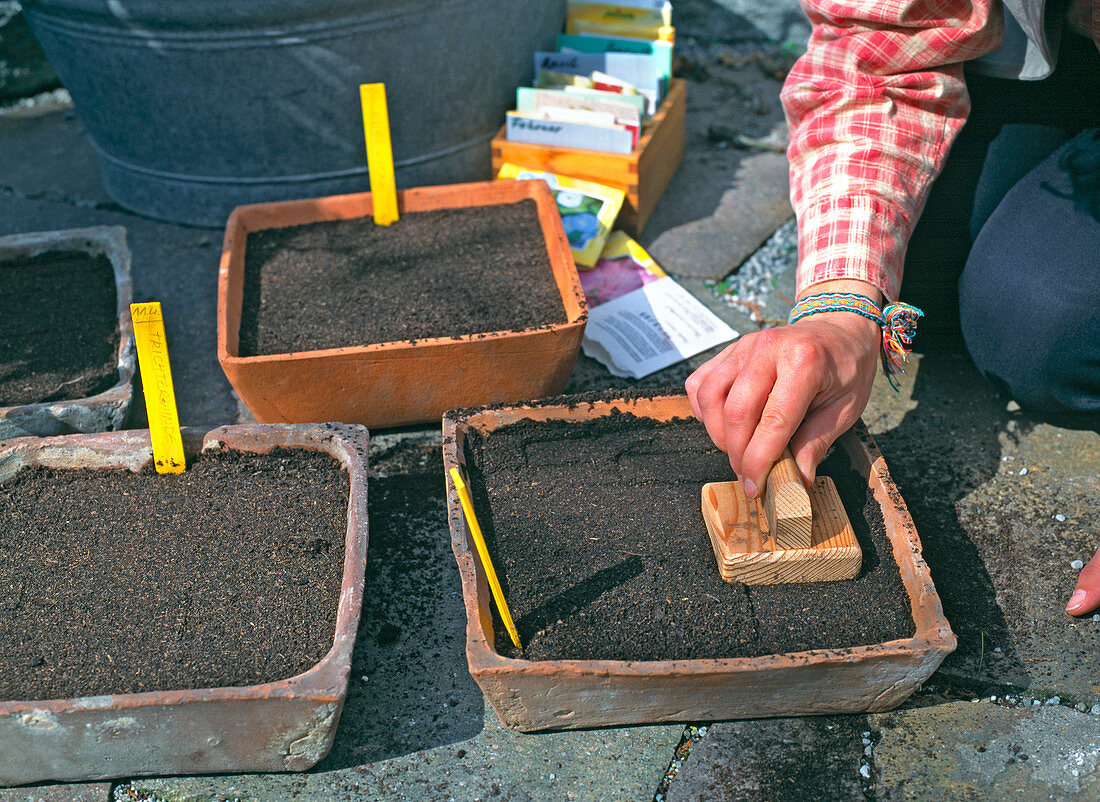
[130,302,185,474]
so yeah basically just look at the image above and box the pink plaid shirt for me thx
[783,0,1099,300]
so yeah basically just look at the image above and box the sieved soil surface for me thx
[238,200,568,357]
[462,409,916,661]
[0,447,349,702]
[0,249,120,407]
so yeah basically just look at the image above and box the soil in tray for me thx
[237,199,568,357]
[0,250,119,407]
[0,447,348,702]
[462,409,916,661]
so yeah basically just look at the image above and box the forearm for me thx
[783,0,1004,299]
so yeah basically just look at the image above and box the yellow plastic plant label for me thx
[360,83,399,225]
[130,302,185,474]
[449,467,522,650]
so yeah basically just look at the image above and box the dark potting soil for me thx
[0,447,349,702]
[0,250,120,407]
[462,410,916,661]
[237,200,568,357]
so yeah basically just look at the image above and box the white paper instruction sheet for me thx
[582,276,737,379]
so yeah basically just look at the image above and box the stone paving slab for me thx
[0,784,110,802]
[863,353,1100,703]
[870,700,1100,800]
[640,45,793,280]
[666,716,869,801]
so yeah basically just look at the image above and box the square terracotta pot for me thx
[443,394,957,732]
[218,180,587,429]
[0,226,135,439]
[0,422,368,785]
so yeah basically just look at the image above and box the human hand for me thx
[685,289,882,497]
[1066,544,1100,616]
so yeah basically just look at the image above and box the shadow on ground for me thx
[874,349,1030,690]
[315,436,484,770]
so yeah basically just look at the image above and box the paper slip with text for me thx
[580,235,737,378]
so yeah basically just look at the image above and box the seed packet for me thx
[495,163,625,268]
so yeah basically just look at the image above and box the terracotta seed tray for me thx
[0,422,368,785]
[0,226,135,440]
[217,179,588,429]
[442,394,956,732]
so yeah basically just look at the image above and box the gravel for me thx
[707,219,797,325]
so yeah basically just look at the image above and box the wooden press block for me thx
[701,477,861,585]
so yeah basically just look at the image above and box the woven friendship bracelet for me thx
[787,292,924,388]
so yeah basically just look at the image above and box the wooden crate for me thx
[491,78,686,236]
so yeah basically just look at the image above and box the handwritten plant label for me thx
[130,302,185,473]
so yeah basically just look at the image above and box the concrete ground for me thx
[2,1,1098,799]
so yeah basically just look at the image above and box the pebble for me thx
[862,738,872,745]
[1091,705,1100,715]
[1033,700,1042,706]
[1018,467,1028,476]
[859,765,871,779]
[1055,514,1066,522]
[864,745,873,757]
[993,646,1002,653]
[1076,703,1088,712]
[861,731,871,738]
[1046,696,1061,705]
[1071,560,1085,570]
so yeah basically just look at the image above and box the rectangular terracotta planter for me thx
[218,180,587,429]
[491,78,687,236]
[443,394,956,732]
[0,226,135,439]
[0,422,368,785]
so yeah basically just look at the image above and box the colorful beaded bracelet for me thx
[788,292,924,388]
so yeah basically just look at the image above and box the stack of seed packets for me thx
[504,1,674,153]
[579,232,737,378]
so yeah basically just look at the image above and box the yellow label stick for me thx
[449,467,522,650]
[130,302,185,474]
[360,82,399,226]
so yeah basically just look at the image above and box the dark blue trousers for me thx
[901,32,1100,424]
[961,129,1100,420]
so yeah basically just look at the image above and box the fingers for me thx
[685,342,748,455]
[788,397,862,486]
[739,366,818,496]
[1066,544,1100,616]
[685,342,737,421]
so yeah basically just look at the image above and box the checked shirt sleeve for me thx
[782,0,1005,300]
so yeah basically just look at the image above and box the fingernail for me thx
[743,478,758,499]
[1067,589,1088,612]
[796,455,814,487]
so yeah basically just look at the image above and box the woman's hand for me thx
[1067,544,1100,616]
[685,281,883,497]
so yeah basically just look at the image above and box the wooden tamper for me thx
[701,447,861,585]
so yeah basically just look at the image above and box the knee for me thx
[960,282,1099,417]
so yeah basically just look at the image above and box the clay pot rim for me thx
[217,179,588,365]
[442,393,956,673]
[0,225,136,419]
[0,422,368,715]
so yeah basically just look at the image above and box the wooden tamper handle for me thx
[763,447,813,549]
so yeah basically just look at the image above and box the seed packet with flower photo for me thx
[496,163,625,267]
[579,231,665,306]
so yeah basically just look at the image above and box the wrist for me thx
[787,285,924,389]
